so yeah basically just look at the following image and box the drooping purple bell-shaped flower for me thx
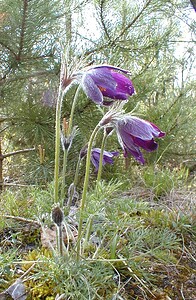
[91,148,119,171]
[76,65,135,106]
[115,116,165,164]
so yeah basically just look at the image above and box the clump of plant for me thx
[1,180,195,299]
[141,165,189,198]
[47,51,166,261]
[1,51,167,297]
[21,250,116,299]
[0,250,18,291]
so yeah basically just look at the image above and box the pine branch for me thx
[84,0,153,56]
[3,147,35,159]
[0,141,35,191]
[160,93,184,119]
[100,0,111,40]
[0,126,9,134]
[0,41,17,58]
[17,0,28,61]
[20,53,54,61]
[0,70,57,86]
[111,0,152,45]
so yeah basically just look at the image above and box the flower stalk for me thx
[54,87,64,204]
[60,86,81,203]
[66,156,81,210]
[68,85,81,135]
[57,225,63,256]
[96,131,107,183]
[52,206,64,256]
[76,123,101,260]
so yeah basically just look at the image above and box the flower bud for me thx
[52,206,64,226]
[61,135,71,150]
[61,126,78,152]
[79,144,88,159]
[105,127,114,136]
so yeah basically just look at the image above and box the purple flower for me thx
[116,116,165,164]
[91,148,119,171]
[79,65,135,105]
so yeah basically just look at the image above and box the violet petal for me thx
[91,148,119,170]
[124,147,145,164]
[133,137,158,151]
[119,117,162,140]
[111,71,135,96]
[90,64,130,74]
[82,74,103,104]
[88,68,117,90]
[101,88,129,100]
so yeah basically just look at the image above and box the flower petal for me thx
[115,115,165,164]
[111,71,135,96]
[89,64,130,75]
[82,74,103,104]
[133,137,158,151]
[150,123,166,137]
[79,64,135,105]
[117,129,139,153]
[88,68,116,90]
[90,69,135,99]
[101,87,129,100]
[91,155,99,170]
[118,116,164,140]
[91,148,119,170]
[124,147,145,164]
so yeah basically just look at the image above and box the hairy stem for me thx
[60,85,81,203]
[66,156,81,210]
[54,87,64,204]
[57,225,63,256]
[76,124,100,260]
[96,131,107,183]
[61,149,68,205]
[68,85,81,135]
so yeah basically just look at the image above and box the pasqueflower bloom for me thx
[91,148,119,171]
[77,65,135,105]
[116,116,165,164]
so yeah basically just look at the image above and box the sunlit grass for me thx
[0,166,195,299]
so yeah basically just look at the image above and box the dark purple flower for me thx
[80,65,135,105]
[91,148,119,171]
[116,116,165,164]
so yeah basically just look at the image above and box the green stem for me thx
[54,88,64,204]
[76,124,100,260]
[60,149,68,204]
[66,156,81,210]
[73,156,81,187]
[68,85,81,135]
[96,131,107,184]
[60,85,81,203]
[83,215,93,250]
[57,225,63,256]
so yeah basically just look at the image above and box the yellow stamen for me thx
[98,86,107,92]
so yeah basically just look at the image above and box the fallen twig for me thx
[1,214,40,226]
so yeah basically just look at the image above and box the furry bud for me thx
[52,206,64,226]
